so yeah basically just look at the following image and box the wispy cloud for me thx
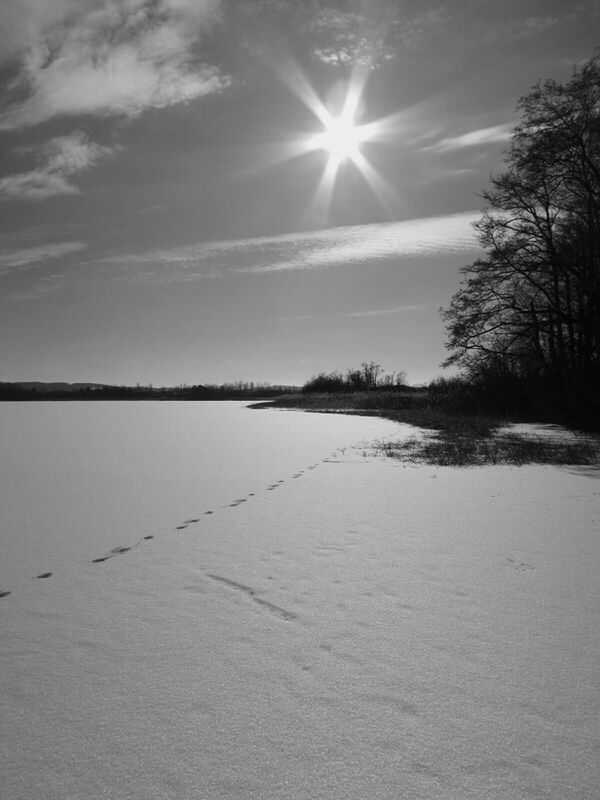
[421,123,513,153]
[0,131,114,200]
[232,211,480,274]
[303,5,448,68]
[0,0,226,131]
[0,240,86,274]
[304,6,396,69]
[275,304,430,323]
[7,209,482,301]
[100,210,481,283]
[474,14,561,47]
[235,2,449,70]
[345,304,429,317]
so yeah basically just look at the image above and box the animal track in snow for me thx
[177,516,201,528]
[206,573,297,621]
[507,557,534,571]
[11,451,343,596]
[92,545,132,564]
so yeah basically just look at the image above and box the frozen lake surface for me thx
[1,401,599,799]
[0,401,399,584]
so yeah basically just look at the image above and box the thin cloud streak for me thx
[10,206,485,297]
[234,212,481,274]
[102,211,481,284]
[422,123,513,153]
[346,304,430,317]
[275,304,431,323]
[10,211,480,299]
[0,240,86,275]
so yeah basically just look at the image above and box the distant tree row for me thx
[302,362,407,393]
[0,382,297,401]
[442,53,600,426]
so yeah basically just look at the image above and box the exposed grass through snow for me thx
[251,394,600,466]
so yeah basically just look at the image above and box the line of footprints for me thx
[0,453,345,600]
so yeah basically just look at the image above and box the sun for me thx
[257,64,398,218]
[312,114,364,163]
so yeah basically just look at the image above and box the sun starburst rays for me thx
[263,61,396,220]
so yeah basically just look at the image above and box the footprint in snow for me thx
[92,546,131,563]
[507,557,534,571]
[34,572,53,579]
[0,590,11,598]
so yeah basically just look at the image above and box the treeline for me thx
[0,381,298,401]
[303,362,407,393]
[442,54,600,429]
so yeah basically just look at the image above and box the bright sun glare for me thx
[313,114,364,162]
[265,65,397,218]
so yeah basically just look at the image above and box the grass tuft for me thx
[377,432,600,466]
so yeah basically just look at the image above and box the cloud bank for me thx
[0,1,227,199]
[0,0,226,131]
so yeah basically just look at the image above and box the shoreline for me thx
[250,396,600,466]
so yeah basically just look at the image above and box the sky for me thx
[0,1,598,387]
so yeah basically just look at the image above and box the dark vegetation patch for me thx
[376,432,600,467]
[250,369,599,467]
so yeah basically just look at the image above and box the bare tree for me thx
[442,54,600,420]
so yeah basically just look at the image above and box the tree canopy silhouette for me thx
[442,54,600,424]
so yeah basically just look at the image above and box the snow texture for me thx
[1,402,599,799]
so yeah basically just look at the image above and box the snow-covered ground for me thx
[496,421,599,444]
[1,403,599,799]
